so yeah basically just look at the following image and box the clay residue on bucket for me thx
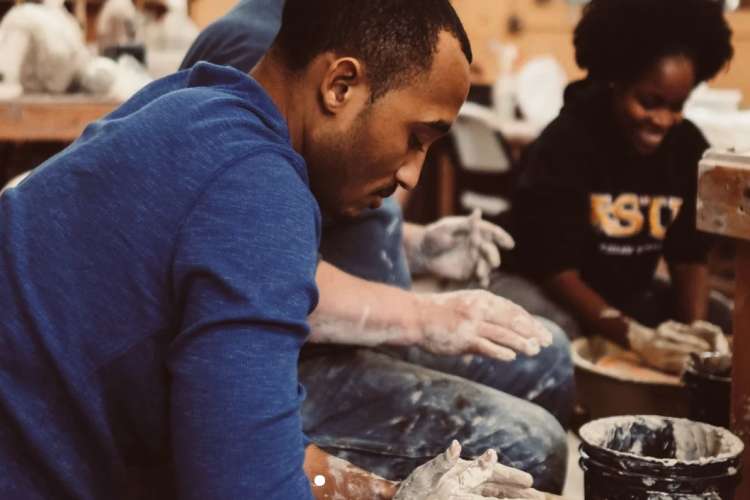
[687,352,732,380]
[579,415,744,466]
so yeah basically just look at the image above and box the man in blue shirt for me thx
[179,0,574,494]
[0,0,551,498]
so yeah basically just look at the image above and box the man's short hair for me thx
[272,0,472,101]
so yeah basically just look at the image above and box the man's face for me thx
[308,32,470,218]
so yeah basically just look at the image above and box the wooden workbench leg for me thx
[732,240,750,498]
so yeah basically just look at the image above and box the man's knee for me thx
[535,317,573,373]
[515,317,575,428]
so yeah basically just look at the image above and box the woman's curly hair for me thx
[574,0,733,83]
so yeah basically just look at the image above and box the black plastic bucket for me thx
[579,415,744,499]
[683,353,732,428]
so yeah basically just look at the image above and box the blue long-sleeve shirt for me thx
[0,62,319,499]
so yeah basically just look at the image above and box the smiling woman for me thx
[492,0,736,365]
[611,54,697,156]
[573,0,733,156]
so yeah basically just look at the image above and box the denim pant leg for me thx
[383,318,575,430]
[299,348,568,494]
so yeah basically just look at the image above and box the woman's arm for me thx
[543,269,629,347]
[668,261,709,324]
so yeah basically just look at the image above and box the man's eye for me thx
[409,134,425,152]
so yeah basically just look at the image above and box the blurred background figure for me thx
[0,0,89,98]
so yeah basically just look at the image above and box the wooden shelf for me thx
[0,95,119,142]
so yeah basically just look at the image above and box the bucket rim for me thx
[579,415,745,467]
[579,447,742,480]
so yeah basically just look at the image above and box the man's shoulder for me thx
[105,65,296,171]
[166,64,275,115]
[104,66,274,131]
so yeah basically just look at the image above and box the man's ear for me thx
[320,57,367,114]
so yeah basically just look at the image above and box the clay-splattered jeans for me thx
[299,318,573,494]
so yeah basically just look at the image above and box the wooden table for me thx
[0,95,119,142]
[696,149,750,498]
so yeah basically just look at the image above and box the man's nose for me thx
[395,156,425,191]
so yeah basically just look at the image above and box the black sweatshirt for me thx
[509,79,711,306]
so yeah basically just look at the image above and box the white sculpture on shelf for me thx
[96,0,138,49]
[0,0,89,98]
[0,0,151,101]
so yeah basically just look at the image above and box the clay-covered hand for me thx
[415,290,553,361]
[627,320,729,374]
[394,441,544,500]
[681,320,731,355]
[407,209,515,287]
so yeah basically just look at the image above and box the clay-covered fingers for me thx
[477,322,541,357]
[468,210,484,251]
[510,314,553,348]
[396,440,463,496]
[478,221,515,250]
[476,259,492,288]
[480,296,553,347]
[656,330,712,352]
[711,331,731,354]
[644,344,693,374]
[468,209,514,255]
[649,340,695,359]
[476,484,545,499]
[467,207,515,251]
[657,322,714,351]
[689,321,730,354]
[470,337,518,361]
[470,210,514,284]
[478,240,502,269]
[486,460,534,488]
[436,440,463,472]
[652,338,708,354]
[475,239,501,288]
[453,450,534,492]
[450,449,502,492]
